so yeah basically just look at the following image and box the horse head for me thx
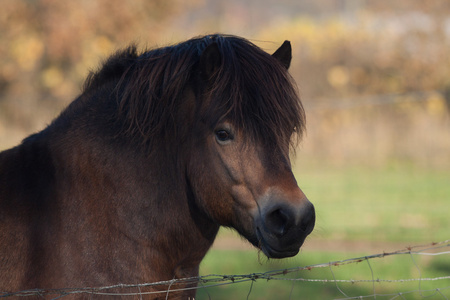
[185,37,315,258]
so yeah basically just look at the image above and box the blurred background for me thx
[1,0,449,299]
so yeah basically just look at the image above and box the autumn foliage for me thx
[1,1,449,166]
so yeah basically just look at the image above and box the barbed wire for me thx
[1,239,449,299]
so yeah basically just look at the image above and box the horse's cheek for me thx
[199,173,234,226]
[188,159,233,226]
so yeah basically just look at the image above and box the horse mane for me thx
[83,46,140,93]
[82,34,305,150]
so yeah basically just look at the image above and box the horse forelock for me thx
[206,36,305,151]
[81,35,305,151]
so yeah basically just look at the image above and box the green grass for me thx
[197,163,450,299]
[293,162,450,242]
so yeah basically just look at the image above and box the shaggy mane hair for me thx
[83,34,305,150]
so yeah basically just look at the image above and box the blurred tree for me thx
[0,0,197,107]
[258,9,450,101]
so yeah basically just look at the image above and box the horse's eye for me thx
[215,130,231,143]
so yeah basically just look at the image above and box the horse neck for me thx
[45,97,219,275]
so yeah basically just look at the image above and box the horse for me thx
[0,34,315,298]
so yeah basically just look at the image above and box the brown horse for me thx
[0,34,315,298]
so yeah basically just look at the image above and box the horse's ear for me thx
[199,42,222,80]
[272,40,292,69]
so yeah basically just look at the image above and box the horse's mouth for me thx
[255,227,301,259]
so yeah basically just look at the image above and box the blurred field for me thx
[293,162,449,243]
[1,1,449,298]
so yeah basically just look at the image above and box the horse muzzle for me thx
[254,197,315,258]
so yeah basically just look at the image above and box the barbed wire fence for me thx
[2,240,449,299]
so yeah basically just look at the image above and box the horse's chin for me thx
[255,228,302,259]
[242,228,302,259]
[261,246,300,259]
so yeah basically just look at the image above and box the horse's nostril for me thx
[264,202,315,238]
[265,207,293,237]
[300,203,316,234]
